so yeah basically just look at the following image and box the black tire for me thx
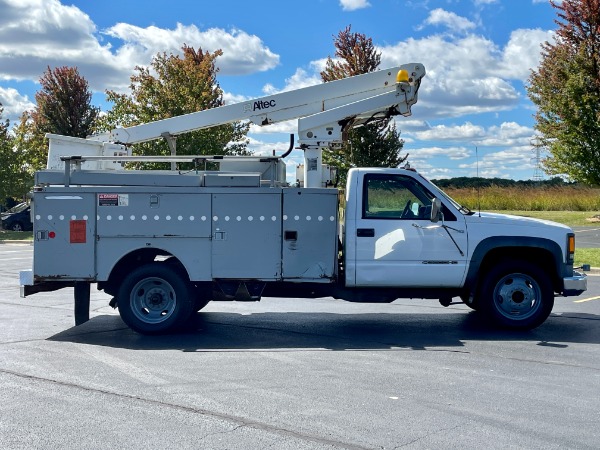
[10,222,23,232]
[193,298,211,312]
[117,263,194,334]
[479,260,554,330]
[192,283,212,312]
[461,295,479,311]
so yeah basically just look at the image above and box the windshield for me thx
[420,177,474,215]
[7,203,29,213]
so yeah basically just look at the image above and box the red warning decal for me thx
[70,220,87,244]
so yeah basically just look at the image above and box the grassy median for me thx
[0,230,33,241]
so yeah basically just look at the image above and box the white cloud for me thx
[261,27,546,122]
[262,67,322,95]
[411,146,472,160]
[424,167,453,179]
[339,0,371,11]
[223,91,251,106]
[105,23,279,77]
[478,122,534,146]
[0,87,35,123]
[246,135,304,182]
[0,0,119,88]
[422,8,476,33]
[378,29,551,119]
[458,146,535,172]
[400,120,537,179]
[0,0,280,92]
[249,120,297,135]
[246,136,295,155]
[499,29,554,80]
[405,121,534,147]
[381,36,514,119]
[398,120,431,132]
[410,122,485,141]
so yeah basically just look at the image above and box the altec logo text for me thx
[244,99,276,113]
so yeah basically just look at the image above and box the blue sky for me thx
[0,0,560,180]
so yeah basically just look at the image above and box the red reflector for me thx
[70,220,86,243]
[48,231,56,239]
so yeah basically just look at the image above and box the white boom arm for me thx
[97,63,425,187]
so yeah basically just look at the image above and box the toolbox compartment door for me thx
[211,193,281,279]
[282,189,338,280]
[33,193,96,280]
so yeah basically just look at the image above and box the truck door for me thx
[351,172,467,287]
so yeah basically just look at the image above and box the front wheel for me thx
[117,263,194,334]
[479,260,554,330]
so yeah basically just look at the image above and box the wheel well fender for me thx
[100,248,188,296]
[465,236,565,294]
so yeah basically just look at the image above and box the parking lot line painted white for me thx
[574,295,600,303]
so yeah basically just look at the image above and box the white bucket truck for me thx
[19,63,587,333]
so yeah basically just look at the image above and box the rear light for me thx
[567,234,575,263]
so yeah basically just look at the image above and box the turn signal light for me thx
[567,234,575,262]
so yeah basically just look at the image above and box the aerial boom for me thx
[103,63,425,149]
[80,64,425,187]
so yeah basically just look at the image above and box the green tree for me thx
[320,26,407,183]
[101,45,249,169]
[0,104,13,203]
[527,0,600,184]
[12,66,99,175]
[13,111,47,172]
[34,66,99,138]
[0,105,30,204]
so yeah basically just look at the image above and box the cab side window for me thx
[362,174,433,220]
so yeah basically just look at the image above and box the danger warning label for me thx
[98,193,128,207]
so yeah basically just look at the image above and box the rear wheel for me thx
[10,222,23,232]
[117,263,193,334]
[479,260,554,330]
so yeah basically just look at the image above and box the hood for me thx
[467,211,571,231]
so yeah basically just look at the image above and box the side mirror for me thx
[430,198,442,223]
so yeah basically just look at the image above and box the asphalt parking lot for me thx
[1,243,599,449]
[573,225,600,248]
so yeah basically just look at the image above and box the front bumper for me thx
[563,270,587,296]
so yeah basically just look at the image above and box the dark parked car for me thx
[1,203,33,231]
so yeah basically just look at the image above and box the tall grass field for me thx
[445,185,600,212]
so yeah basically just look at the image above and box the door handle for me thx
[357,228,375,237]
